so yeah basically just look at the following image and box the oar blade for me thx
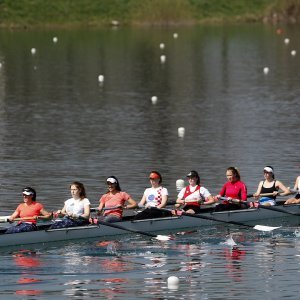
[155,234,171,241]
[254,225,281,232]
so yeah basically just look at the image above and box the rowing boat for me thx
[0,203,300,247]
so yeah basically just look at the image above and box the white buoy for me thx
[111,20,120,26]
[173,33,178,39]
[159,43,165,49]
[263,67,269,74]
[167,276,179,289]
[0,62,2,68]
[53,37,58,43]
[176,179,185,192]
[160,55,166,63]
[178,127,185,138]
[31,48,36,55]
[151,96,158,104]
[98,75,104,83]
[291,50,296,56]
[284,38,290,45]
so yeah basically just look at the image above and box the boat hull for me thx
[1,205,300,247]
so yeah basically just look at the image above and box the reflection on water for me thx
[12,250,43,296]
[0,228,299,298]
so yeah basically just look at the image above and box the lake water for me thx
[0,24,299,298]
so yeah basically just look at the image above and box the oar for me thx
[256,204,300,216]
[0,215,52,223]
[247,189,298,198]
[91,206,121,212]
[221,196,300,217]
[151,207,280,232]
[95,219,171,241]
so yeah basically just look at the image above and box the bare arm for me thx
[253,181,263,198]
[39,208,52,219]
[56,204,67,216]
[276,180,290,196]
[157,195,168,208]
[8,210,20,222]
[81,204,90,219]
[294,176,300,190]
[176,197,185,205]
[203,195,216,205]
[125,198,137,209]
[138,195,147,207]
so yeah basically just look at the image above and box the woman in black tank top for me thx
[253,166,290,206]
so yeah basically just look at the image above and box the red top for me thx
[100,191,131,219]
[183,185,201,207]
[15,202,44,224]
[219,181,247,201]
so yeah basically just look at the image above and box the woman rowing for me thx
[214,167,248,211]
[252,166,290,206]
[135,171,171,219]
[50,181,90,229]
[175,170,215,214]
[97,176,137,223]
[5,187,51,234]
[284,175,300,204]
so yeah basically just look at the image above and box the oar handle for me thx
[90,206,122,212]
[247,191,295,198]
[8,215,52,222]
[219,197,244,203]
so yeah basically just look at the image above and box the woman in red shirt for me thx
[98,176,137,223]
[6,187,51,234]
[214,167,248,211]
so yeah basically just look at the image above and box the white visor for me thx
[23,191,34,196]
[264,167,273,173]
[107,177,117,184]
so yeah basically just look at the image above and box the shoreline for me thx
[0,0,298,30]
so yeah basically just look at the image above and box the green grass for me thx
[0,0,299,28]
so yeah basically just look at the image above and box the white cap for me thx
[107,177,117,184]
[264,167,273,173]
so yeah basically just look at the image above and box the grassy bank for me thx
[0,0,299,28]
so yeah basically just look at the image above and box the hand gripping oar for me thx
[95,219,171,241]
[247,189,298,199]
[0,215,52,223]
[151,207,280,232]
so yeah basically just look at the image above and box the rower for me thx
[50,181,90,229]
[175,170,215,214]
[284,175,300,204]
[97,176,137,223]
[5,187,51,234]
[135,171,172,220]
[214,167,248,211]
[252,166,290,206]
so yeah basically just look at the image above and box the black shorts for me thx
[295,194,300,199]
[134,207,172,220]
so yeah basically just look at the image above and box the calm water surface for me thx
[0,24,299,298]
